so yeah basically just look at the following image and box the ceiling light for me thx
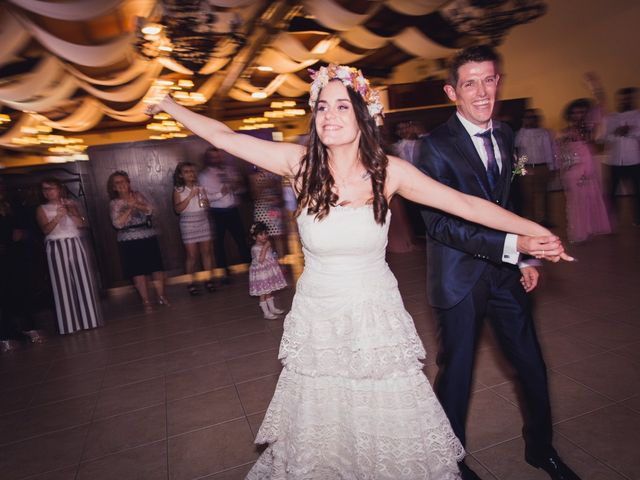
[251,91,268,99]
[141,24,162,35]
[257,66,273,72]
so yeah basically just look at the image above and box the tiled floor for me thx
[1,197,639,480]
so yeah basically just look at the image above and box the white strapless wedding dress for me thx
[247,205,463,479]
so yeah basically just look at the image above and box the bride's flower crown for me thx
[308,64,384,119]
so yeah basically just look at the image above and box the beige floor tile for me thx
[25,466,78,479]
[0,393,95,445]
[246,412,265,438]
[106,338,166,365]
[236,374,279,415]
[82,404,166,460]
[0,364,51,390]
[473,435,626,480]
[621,395,640,414]
[560,293,637,317]
[213,318,270,341]
[163,326,220,352]
[462,455,499,479]
[168,418,258,480]
[0,425,87,480]
[530,301,594,333]
[167,386,244,436]
[218,331,279,361]
[0,384,35,415]
[200,463,254,479]
[166,362,233,401]
[465,389,524,453]
[93,377,165,419]
[553,351,640,401]
[554,318,640,350]
[29,370,104,407]
[76,441,167,480]
[611,341,640,364]
[556,404,640,479]
[164,342,226,374]
[46,351,110,380]
[473,347,515,388]
[491,370,613,423]
[101,354,168,389]
[536,332,606,368]
[226,349,282,384]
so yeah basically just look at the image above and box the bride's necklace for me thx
[332,169,371,189]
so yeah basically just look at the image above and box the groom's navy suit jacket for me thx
[417,114,520,310]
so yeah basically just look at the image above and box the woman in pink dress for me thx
[559,99,611,243]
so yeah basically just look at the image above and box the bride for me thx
[147,64,571,479]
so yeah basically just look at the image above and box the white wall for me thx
[498,0,640,130]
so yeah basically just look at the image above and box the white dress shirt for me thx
[198,166,237,209]
[604,110,640,166]
[515,127,556,168]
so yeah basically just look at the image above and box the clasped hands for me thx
[517,235,575,263]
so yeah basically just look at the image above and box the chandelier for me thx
[442,0,547,45]
[136,0,246,73]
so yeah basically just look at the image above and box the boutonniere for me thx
[512,154,528,180]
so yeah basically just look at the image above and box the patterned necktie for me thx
[475,130,500,191]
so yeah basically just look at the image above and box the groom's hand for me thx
[519,266,539,292]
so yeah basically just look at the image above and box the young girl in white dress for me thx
[249,221,287,319]
[147,64,573,480]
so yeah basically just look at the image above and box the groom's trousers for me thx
[433,263,554,459]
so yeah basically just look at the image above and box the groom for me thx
[417,46,580,480]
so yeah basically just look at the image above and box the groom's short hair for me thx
[447,45,501,87]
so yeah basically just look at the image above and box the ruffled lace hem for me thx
[247,368,464,479]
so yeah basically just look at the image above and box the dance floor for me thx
[1,195,639,480]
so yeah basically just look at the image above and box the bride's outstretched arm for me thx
[389,156,574,262]
[146,95,304,177]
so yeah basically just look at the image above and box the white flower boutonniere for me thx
[512,154,528,181]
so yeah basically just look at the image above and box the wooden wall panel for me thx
[86,136,213,288]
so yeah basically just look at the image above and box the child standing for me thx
[249,221,287,319]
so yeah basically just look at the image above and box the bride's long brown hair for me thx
[294,80,389,225]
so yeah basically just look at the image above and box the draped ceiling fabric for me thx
[0,0,547,150]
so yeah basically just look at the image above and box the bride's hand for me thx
[144,87,173,116]
[518,235,575,262]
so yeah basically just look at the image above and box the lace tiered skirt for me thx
[246,264,464,479]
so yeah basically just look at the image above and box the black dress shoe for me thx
[458,461,482,480]
[527,455,581,480]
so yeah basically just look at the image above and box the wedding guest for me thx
[173,161,216,295]
[558,99,611,243]
[603,87,640,226]
[515,108,557,226]
[36,178,102,334]
[249,166,286,259]
[107,171,169,313]
[198,147,251,284]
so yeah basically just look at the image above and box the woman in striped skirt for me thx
[36,178,102,335]
[173,162,215,295]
